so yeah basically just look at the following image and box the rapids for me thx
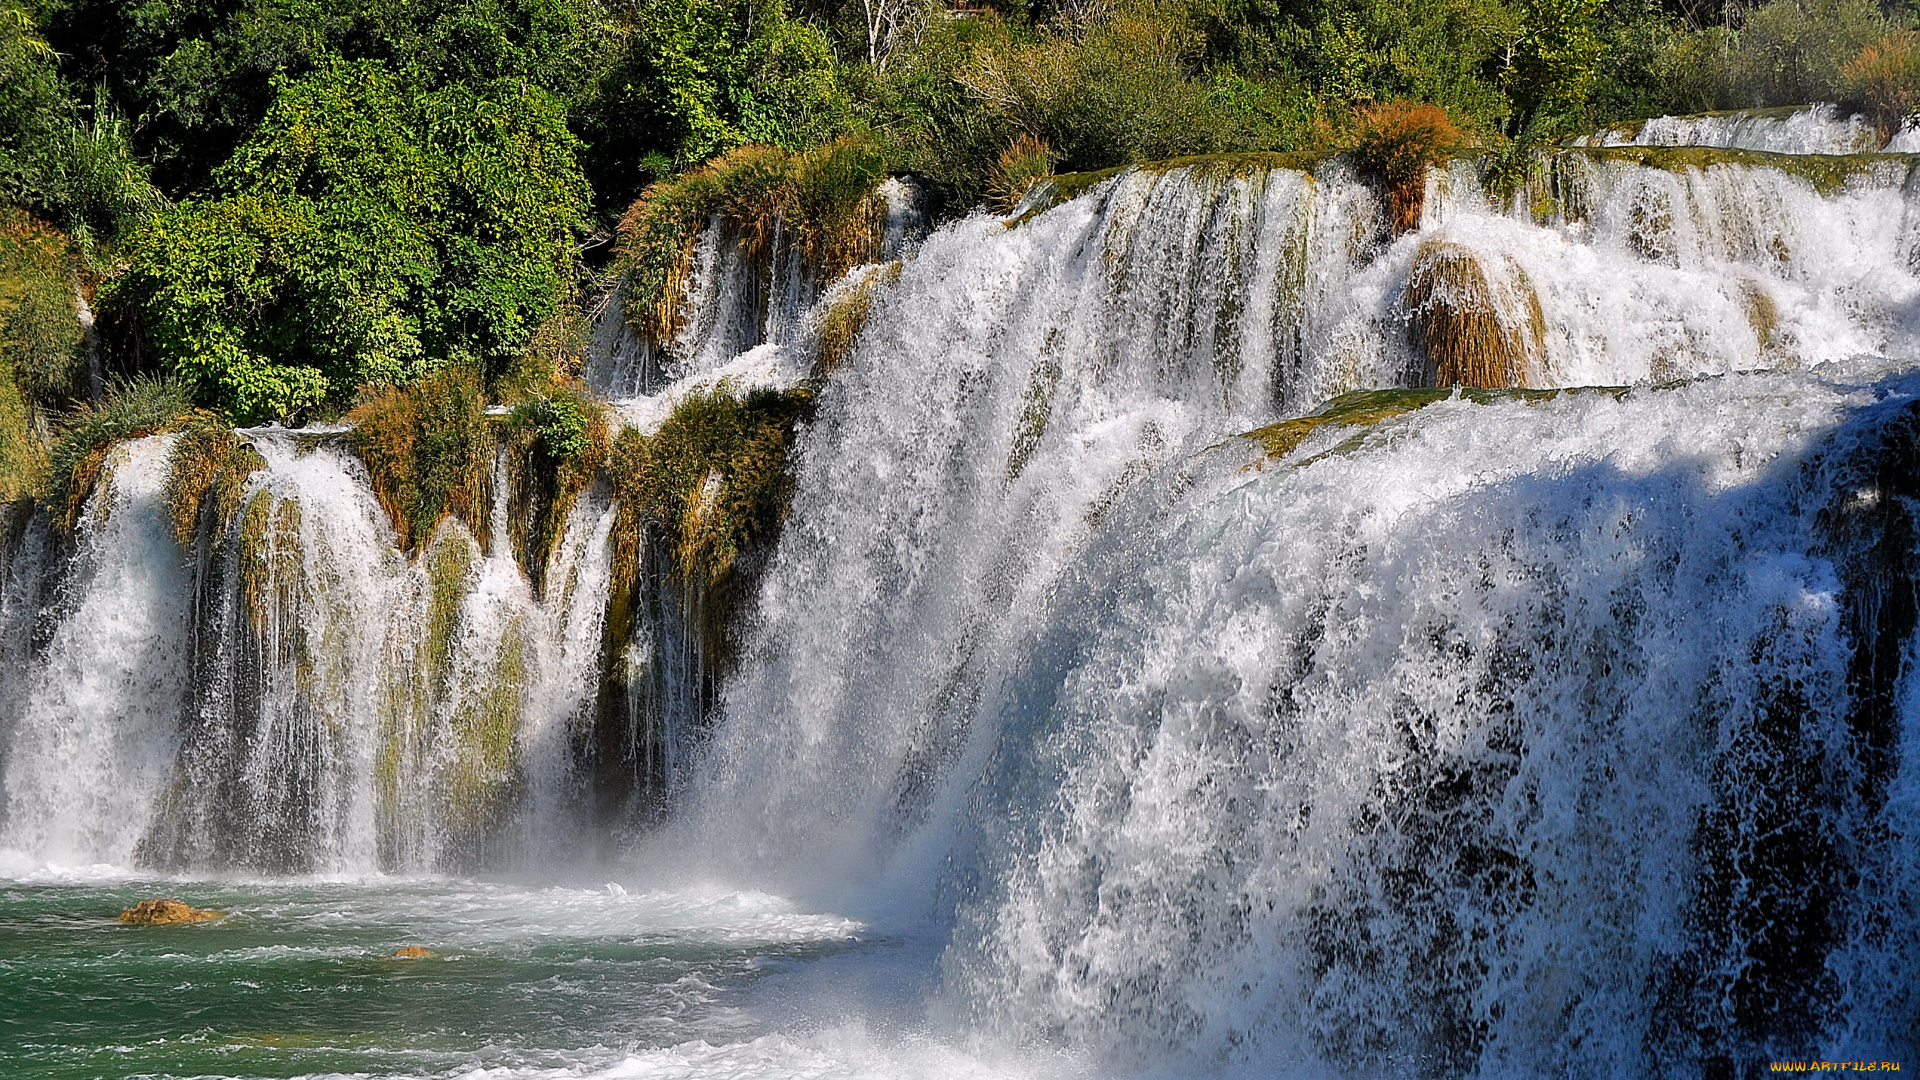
[4,131,1920,1077]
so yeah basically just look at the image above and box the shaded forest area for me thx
[2,0,1918,500]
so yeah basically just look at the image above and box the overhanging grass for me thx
[614,137,892,347]
[48,375,198,530]
[346,367,493,552]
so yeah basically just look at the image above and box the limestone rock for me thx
[117,899,223,925]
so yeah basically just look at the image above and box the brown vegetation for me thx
[165,421,266,546]
[1349,101,1466,236]
[1404,240,1544,389]
[346,368,493,552]
[1843,32,1920,141]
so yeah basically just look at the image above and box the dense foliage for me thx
[0,0,1914,497]
[111,62,588,422]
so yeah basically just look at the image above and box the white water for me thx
[1575,104,1901,155]
[659,152,1920,1073]
[3,146,1919,1075]
[1,437,189,864]
[0,434,617,874]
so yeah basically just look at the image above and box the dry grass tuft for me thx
[987,134,1058,216]
[1349,100,1466,236]
[1404,240,1543,389]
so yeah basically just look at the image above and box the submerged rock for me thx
[391,945,434,958]
[117,899,223,925]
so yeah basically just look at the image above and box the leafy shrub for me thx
[115,61,589,424]
[346,366,493,551]
[0,209,83,405]
[1727,0,1892,107]
[573,0,854,218]
[47,374,197,530]
[958,0,1286,171]
[0,4,160,248]
[1500,0,1605,133]
[1348,99,1465,234]
[1844,32,1920,140]
[38,0,616,200]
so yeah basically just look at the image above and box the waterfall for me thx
[660,148,1920,1071]
[1,436,189,866]
[0,431,617,873]
[1574,104,1889,155]
[2,133,1918,1073]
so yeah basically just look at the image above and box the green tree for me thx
[114,61,588,423]
[572,0,852,218]
[34,0,613,198]
[1500,0,1605,133]
[0,3,157,246]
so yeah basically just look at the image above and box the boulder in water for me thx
[392,945,434,958]
[117,899,223,925]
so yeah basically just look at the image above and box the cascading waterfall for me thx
[0,437,189,865]
[1,132,1917,1075]
[0,430,617,873]
[1573,104,1894,154]
[659,147,1920,1072]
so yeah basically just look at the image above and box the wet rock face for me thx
[117,899,222,925]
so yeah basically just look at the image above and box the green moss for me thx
[1742,281,1782,353]
[1242,386,1626,461]
[0,358,43,502]
[438,624,525,836]
[236,490,302,653]
[814,262,899,375]
[424,529,478,695]
[1007,354,1063,481]
[607,386,813,669]
[1405,240,1545,389]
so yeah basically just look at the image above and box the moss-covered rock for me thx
[1242,386,1626,462]
[117,899,223,925]
[1571,145,1913,195]
[1404,240,1547,389]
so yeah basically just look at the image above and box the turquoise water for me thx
[0,873,947,1080]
